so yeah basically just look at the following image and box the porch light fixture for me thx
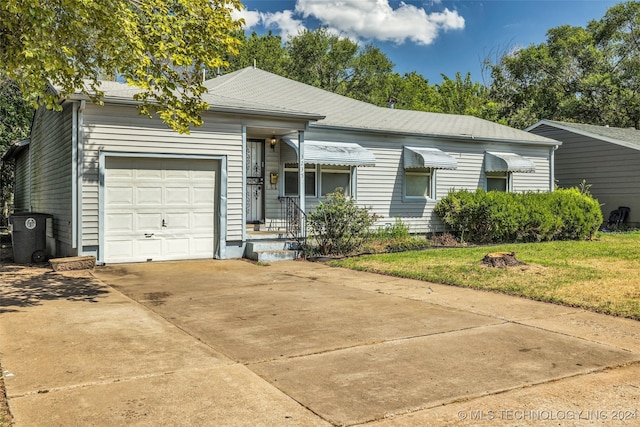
[269,136,277,150]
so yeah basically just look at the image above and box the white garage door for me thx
[104,157,217,263]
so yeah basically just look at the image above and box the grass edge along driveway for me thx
[333,231,640,320]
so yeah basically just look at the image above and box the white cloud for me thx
[261,10,307,41]
[233,8,306,41]
[294,0,465,45]
[232,9,261,28]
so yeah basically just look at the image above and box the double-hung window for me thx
[283,163,317,197]
[320,165,352,196]
[404,168,433,198]
[486,171,510,192]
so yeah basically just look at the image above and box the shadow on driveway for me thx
[0,264,109,313]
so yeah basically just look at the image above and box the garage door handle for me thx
[144,233,154,238]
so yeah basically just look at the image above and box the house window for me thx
[284,164,317,197]
[405,168,433,198]
[320,165,352,196]
[486,172,509,192]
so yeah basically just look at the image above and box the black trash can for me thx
[9,212,53,264]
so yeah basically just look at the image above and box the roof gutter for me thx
[65,93,325,122]
[312,123,562,147]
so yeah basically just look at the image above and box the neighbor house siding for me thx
[80,104,244,248]
[13,148,30,212]
[27,104,74,255]
[529,124,640,224]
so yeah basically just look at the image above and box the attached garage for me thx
[103,157,219,263]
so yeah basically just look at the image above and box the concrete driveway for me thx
[2,259,640,426]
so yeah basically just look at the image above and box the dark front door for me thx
[246,139,265,223]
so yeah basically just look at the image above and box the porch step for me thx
[246,239,299,262]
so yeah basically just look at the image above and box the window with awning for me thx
[402,146,457,200]
[484,151,535,173]
[281,138,376,167]
[403,146,458,170]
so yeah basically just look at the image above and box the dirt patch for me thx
[430,233,459,247]
[0,361,11,427]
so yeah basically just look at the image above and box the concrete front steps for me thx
[245,230,300,262]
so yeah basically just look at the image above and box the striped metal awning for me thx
[282,138,376,167]
[484,151,535,173]
[403,146,458,170]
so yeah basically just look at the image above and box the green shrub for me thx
[305,190,380,256]
[371,218,411,239]
[434,187,602,244]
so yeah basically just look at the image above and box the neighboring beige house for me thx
[3,67,559,264]
[527,120,640,227]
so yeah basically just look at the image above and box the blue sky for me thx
[236,0,620,83]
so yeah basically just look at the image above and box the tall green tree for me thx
[1,0,243,133]
[225,31,289,76]
[486,1,640,129]
[435,72,499,120]
[286,28,359,93]
[0,75,33,219]
[592,1,640,128]
[337,44,395,105]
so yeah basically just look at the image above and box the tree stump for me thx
[481,251,524,268]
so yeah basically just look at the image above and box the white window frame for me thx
[486,171,512,192]
[283,164,317,197]
[320,165,354,197]
[403,168,435,201]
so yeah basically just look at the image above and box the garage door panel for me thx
[136,187,163,205]
[164,213,190,230]
[105,240,134,262]
[105,157,218,263]
[136,213,162,231]
[106,187,134,205]
[164,239,190,257]
[193,187,215,204]
[135,238,163,256]
[193,237,215,254]
[106,213,133,233]
[165,187,191,205]
[193,212,215,229]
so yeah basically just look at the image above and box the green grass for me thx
[332,231,640,319]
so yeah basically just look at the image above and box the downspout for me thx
[298,131,305,238]
[28,132,32,211]
[77,100,85,253]
[550,145,558,192]
[72,102,78,248]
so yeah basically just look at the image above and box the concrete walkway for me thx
[1,260,640,426]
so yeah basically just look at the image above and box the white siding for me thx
[286,129,553,234]
[27,105,74,255]
[81,104,244,247]
[530,124,640,224]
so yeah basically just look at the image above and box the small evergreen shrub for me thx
[305,190,380,256]
[434,188,602,244]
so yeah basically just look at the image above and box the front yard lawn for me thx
[332,231,640,320]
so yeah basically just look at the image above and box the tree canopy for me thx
[1,0,244,133]
[486,1,640,129]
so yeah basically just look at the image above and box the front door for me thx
[246,139,265,223]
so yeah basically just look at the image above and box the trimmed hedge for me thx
[434,188,602,243]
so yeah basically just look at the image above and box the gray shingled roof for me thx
[61,69,558,145]
[205,67,558,145]
[64,80,324,121]
[537,120,640,150]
